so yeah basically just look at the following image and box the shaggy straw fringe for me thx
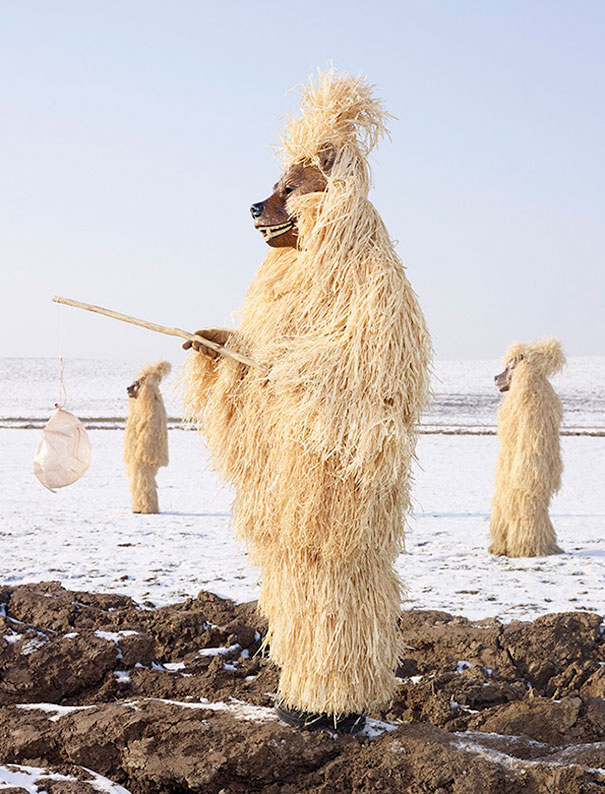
[184,70,431,715]
[490,338,565,557]
[124,360,171,514]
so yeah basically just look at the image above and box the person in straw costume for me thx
[124,360,171,514]
[183,70,431,731]
[490,337,565,557]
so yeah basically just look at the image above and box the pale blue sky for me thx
[1,0,603,361]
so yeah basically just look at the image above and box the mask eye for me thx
[284,185,295,195]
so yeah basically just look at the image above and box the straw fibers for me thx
[184,70,431,715]
[124,360,171,514]
[490,338,566,557]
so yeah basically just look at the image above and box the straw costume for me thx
[490,338,565,557]
[124,360,171,514]
[184,71,431,725]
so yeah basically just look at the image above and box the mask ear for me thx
[318,142,336,174]
[535,337,566,376]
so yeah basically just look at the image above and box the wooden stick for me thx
[52,296,258,369]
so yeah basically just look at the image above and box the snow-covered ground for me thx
[2,424,603,622]
[2,356,605,430]
[1,356,603,621]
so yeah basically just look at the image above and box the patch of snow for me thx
[398,674,423,684]
[94,630,138,660]
[82,767,132,793]
[20,637,47,655]
[0,763,77,791]
[452,734,605,777]
[0,763,133,794]
[16,703,95,721]
[198,643,240,657]
[559,741,605,753]
[81,766,133,793]
[359,717,399,739]
[63,632,79,639]
[138,696,278,722]
[94,630,138,642]
[114,670,132,684]
[458,730,550,749]
[456,660,473,672]
[163,662,186,671]
[3,633,23,645]
[453,736,542,771]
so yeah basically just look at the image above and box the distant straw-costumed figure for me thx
[124,360,171,514]
[183,71,431,729]
[490,338,565,557]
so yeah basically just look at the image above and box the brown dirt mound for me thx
[1,581,604,793]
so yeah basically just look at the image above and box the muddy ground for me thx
[1,582,604,793]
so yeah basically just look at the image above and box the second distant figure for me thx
[124,360,171,514]
[490,338,566,557]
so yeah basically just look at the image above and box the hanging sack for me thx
[33,406,92,491]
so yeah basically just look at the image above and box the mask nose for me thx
[250,202,264,219]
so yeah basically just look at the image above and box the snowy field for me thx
[1,422,603,622]
[2,355,605,431]
[1,356,604,622]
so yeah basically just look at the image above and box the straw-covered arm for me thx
[182,326,249,427]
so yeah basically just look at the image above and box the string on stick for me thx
[58,304,67,408]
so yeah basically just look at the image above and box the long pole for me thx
[51,296,258,369]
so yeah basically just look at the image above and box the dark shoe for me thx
[275,702,366,734]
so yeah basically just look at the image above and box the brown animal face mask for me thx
[127,379,141,399]
[250,145,336,248]
[494,356,524,392]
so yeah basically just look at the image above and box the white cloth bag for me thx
[33,406,92,491]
